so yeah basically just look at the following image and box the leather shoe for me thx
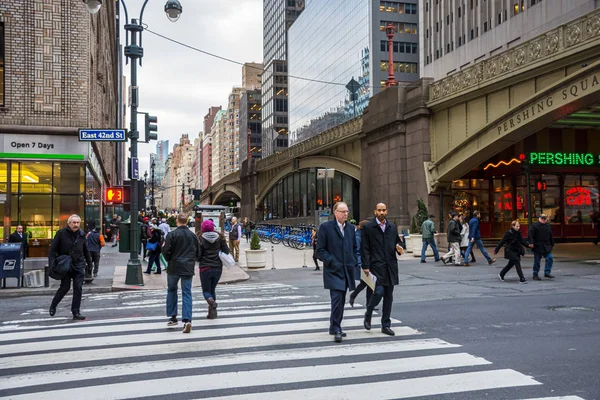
[49,306,56,317]
[544,274,555,279]
[532,275,541,281]
[348,292,356,307]
[73,313,86,321]
[334,332,343,343]
[381,327,395,336]
[363,314,371,330]
[330,331,347,337]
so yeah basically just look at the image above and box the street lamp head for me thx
[385,23,395,38]
[82,0,102,14]
[164,0,183,22]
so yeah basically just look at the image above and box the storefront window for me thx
[307,169,316,217]
[293,172,301,217]
[342,175,354,219]
[0,162,6,241]
[54,163,84,194]
[332,174,342,205]
[18,162,53,194]
[564,175,598,224]
[85,167,101,231]
[452,179,490,221]
[300,171,308,217]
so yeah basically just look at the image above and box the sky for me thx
[118,0,263,175]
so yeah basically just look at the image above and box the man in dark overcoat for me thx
[361,203,404,336]
[528,213,555,280]
[8,225,28,260]
[317,201,357,343]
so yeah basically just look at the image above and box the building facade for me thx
[261,0,304,157]
[0,0,120,257]
[239,89,263,162]
[211,109,227,184]
[288,0,419,144]
[420,0,596,79]
[154,140,169,184]
[242,62,263,90]
[202,106,221,191]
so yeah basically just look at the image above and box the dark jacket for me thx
[8,231,28,258]
[147,229,163,255]
[110,218,119,233]
[468,217,481,240]
[317,220,357,292]
[86,230,103,253]
[141,222,149,240]
[447,218,461,243]
[162,225,199,277]
[528,221,554,255]
[495,228,528,261]
[229,223,241,241]
[48,227,92,271]
[361,218,403,286]
[198,231,230,269]
[354,228,362,280]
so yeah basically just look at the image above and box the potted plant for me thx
[245,230,267,269]
[411,198,431,257]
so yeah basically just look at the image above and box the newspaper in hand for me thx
[361,269,377,291]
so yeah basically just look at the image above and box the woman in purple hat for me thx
[197,219,230,319]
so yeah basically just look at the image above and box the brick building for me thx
[0,0,120,257]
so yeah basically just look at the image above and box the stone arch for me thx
[256,155,361,205]
[212,185,242,205]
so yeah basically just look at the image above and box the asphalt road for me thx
[0,258,598,399]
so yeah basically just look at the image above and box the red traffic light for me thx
[106,187,124,203]
[536,180,547,192]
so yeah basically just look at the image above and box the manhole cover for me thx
[551,306,595,312]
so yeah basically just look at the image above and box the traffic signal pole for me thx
[124,18,144,286]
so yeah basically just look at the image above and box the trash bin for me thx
[0,242,24,288]
[119,222,131,253]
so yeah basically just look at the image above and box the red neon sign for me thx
[566,187,591,206]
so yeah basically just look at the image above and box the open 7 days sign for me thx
[528,152,600,166]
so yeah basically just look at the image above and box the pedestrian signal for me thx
[536,180,547,192]
[106,187,124,203]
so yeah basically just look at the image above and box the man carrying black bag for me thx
[48,214,93,321]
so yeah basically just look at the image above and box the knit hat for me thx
[143,217,149,222]
[201,219,215,232]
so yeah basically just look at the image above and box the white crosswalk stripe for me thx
[0,282,587,399]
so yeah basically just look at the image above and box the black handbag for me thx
[50,255,72,280]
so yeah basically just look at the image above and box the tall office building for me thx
[154,140,169,184]
[261,0,304,157]
[420,0,596,80]
[201,106,221,190]
[239,89,263,162]
[288,0,419,144]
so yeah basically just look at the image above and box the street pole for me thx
[151,160,155,215]
[385,24,397,88]
[124,18,144,286]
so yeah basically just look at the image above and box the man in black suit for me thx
[361,203,404,336]
[8,225,28,260]
[317,201,357,343]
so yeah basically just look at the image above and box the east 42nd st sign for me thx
[79,129,127,142]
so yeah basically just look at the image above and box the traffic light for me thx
[106,187,124,204]
[536,180,547,192]
[145,114,158,142]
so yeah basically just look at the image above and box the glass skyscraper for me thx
[288,0,419,144]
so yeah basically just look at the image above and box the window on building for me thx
[458,6,462,17]
[446,15,450,25]
[484,21,488,32]
[0,22,4,106]
[470,29,474,39]
[458,36,462,46]
[425,2,429,12]
[426,28,429,38]
[436,21,439,32]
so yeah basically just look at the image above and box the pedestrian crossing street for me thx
[0,282,587,400]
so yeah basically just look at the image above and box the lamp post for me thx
[83,0,183,286]
[151,158,156,216]
[385,23,397,88]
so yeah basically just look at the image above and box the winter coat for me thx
[162,226,199,277]
[147,229,163,255]
[361,218,403,286]
[421,219,436,240]
[528,222,554,255]
[495,228,529,261]
[317,220,357,292]
[446,219,461,243]
[86,230,105,252]
[48,227,93,272]
[354,228,362,280]
[198,231,230,269]
[460,223,470,248]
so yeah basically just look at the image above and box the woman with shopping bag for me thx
[197,219,231,319]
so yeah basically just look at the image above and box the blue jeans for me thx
[200,268,222,300]
[166,274,193,322]
[464,238,492,263]
[421,238,440,261]
[532,252,553,276]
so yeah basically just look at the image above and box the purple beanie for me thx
[201,219,214,232]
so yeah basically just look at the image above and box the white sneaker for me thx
[182,322,192,333]
[498,273,505,282]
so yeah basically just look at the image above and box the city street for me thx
[0,247,599,399]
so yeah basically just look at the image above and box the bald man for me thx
[361,203,404,336]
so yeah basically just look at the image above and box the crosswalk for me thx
[0,282,587,399]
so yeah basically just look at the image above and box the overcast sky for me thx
[118,0,263,175]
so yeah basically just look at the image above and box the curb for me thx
[110,274,251,292]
